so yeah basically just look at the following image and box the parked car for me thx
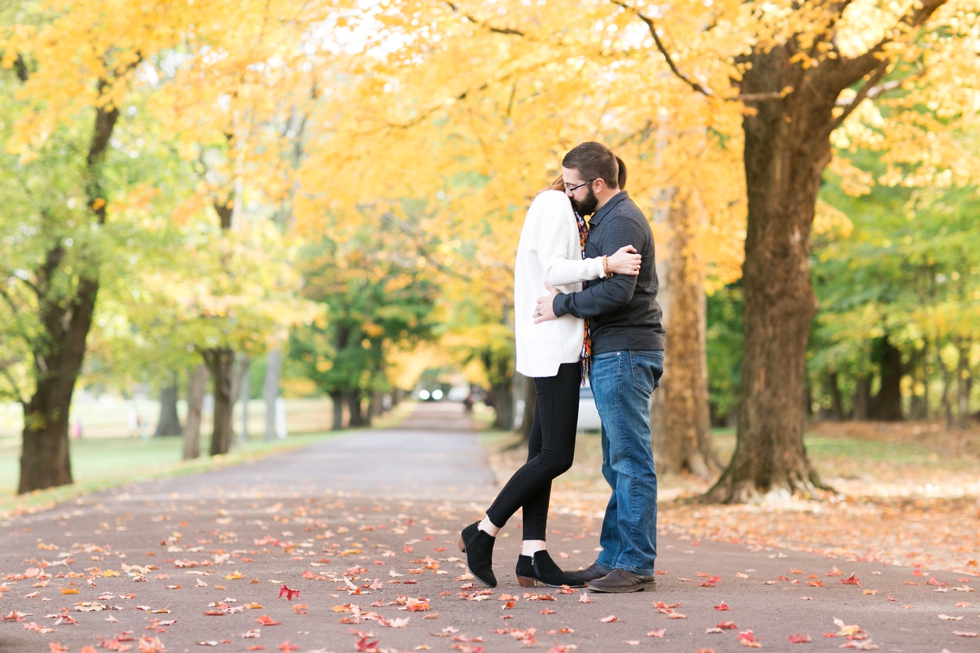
[577,384,601,432]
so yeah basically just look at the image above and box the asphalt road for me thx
[0,402,976,653]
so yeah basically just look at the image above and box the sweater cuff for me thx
[553,292,571,318]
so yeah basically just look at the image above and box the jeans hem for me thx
[613,562,655,576]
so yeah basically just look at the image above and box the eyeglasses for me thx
[565,179,594,194]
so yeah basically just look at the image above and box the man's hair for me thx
[562,142,620,190]
[615,156,627,190]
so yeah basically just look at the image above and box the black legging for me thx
[486,362,580,541]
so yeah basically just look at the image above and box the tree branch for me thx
[612,0,714,97]
[444,1,525,36]
[834,68,925,106]
[822,60,888,139]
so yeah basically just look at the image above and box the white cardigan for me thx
[514,190,606,378]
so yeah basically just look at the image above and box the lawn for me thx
[481,421,980,575]
[0,400,414,517]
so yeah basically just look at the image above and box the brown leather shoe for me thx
[564,563,612,584]
[587,568,656,593]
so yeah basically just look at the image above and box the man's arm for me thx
[551,219,642,320]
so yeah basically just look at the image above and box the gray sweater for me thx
[552,191,666,355]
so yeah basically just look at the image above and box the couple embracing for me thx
[458,142,666,593]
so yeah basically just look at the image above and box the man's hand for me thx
[533,283,560,324]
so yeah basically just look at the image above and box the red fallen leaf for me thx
[403,545,412,553]
[717,621,738,630]
[714,602,730,611]
[808,580,823,587]
[278,584,300,601]
[647,629,666,637]
[277,643,299,652]
[48,644,68,653]
[841,574,861,586]
[539,608,556,615]
[599,615,618,623]
[826,567,843,577]
[694,649,716,653]
[904,581,919,586]
[291,604,308,614]
[248,647,266,651]
[354,635,378,652]
[788,634,812,643]
[886,596,897,602]
[81,647,99,653]
[912,570,924,576]
[256,615,280,626]
[203,610,226,616]
[738,630,761,648]
[2,611,29,622]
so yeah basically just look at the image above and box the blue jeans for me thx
[589,350,663,575]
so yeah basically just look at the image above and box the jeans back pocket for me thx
[630,351,664,394]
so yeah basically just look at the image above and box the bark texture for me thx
[517,373,536,443]
[154,370,182,436]
[204,348,235,456]
[871,338,904,421]
[182,364,209,460]
[700,0,947,502]
[330,391,345,430]
[657,190,719,478]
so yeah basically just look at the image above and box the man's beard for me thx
[571,186,599,216]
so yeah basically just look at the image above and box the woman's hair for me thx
[543,175,565,193]
[616,156,627,190]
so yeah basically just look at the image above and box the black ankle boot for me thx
[458,522,497,587]
[515,554,535,587]
[527,551,586,588]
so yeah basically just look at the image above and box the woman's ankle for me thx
[478,516,500,537]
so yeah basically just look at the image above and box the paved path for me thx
[0,403,976,653]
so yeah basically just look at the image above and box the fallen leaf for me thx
[953,631,979,638]
[841,574,861,587]
[833,618,860,637]
[717,620,738,630]
[278,585,300,601]
[600,615,618,623]
[788,634,811,643]
[738,630,761,648]
[938,614,963,621]
[60,588,79,595]
[256,616,280,626]
[578,592,592,604]
[647,629,666,637]
[714,602,730,611]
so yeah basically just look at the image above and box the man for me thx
[534,142,665,592]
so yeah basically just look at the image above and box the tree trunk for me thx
[17,78,122,494]
[204,348,235,455]
[154,370,182,436]
[488,381,514,431]
[853,375,871,420]
[957,339,972,428]
[183,364,209,460]
[827,371,845,421]
[330,391,345,430]
[347,391,367,427]
[871,337,903,421]
[656,190,719,478]
[705,46,834,502]
[263,349,283,441]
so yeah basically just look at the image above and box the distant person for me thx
[534,142,665,592]
[458,168,641,588]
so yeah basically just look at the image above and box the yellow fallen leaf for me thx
[862,589,879,595]
[214,585,227,590]
[60,588,79,595]
[833,617,860,636]
[102,570,120,578]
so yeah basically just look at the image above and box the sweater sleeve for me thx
[531,192,606,287]
[552,216,642,319]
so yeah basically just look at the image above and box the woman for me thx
[459,161,640,588]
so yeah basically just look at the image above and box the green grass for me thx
[0,402,416,518]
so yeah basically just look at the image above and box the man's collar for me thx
[588,191,629,227]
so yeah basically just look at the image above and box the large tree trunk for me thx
[18,80,121,494]
[330,391,345,430]
[871,337,903,421]
[154,370,182,436]
[697,0,947,503]
[183,363,209,460]
[656,189,719,478]
[263,349,283,441]
[204,348,235,455]
[488,380,514,431]
[705,47,833,502]
[852,375,872,420]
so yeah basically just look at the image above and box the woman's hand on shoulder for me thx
[607,245,641,276]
